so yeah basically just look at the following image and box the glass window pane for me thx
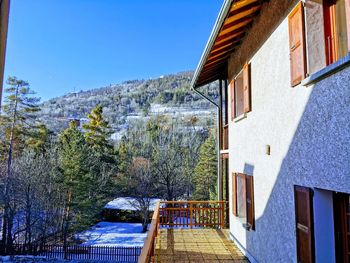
[237,175,246,219]
[335,0,348,59]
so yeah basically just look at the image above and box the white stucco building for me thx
[192,0,350,262]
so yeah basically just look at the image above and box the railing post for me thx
[189,203,193,229]
[220,202,225,229]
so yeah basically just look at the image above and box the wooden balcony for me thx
[138,201,247,263]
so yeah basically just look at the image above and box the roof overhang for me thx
[191,0,263,89]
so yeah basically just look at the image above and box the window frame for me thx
[232,173,255,231]
[230,62,251,120]
[323,0,350,65]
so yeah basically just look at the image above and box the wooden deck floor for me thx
[155,229,249,263]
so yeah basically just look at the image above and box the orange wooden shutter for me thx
[230,80,235,120]
[294,185,314,263]
[232,173,237,216]
[243,63,251,113]
[288,2,307,87]
[246,175,255,230]
[346,0,350,53]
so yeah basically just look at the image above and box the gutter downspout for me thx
[192,82,223,202]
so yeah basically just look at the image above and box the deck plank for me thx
[155,229,249,263]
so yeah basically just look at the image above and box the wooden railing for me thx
[138,201,226,263]
[223,124,229,150]
[159,201,226,228]
[138,202,160,263]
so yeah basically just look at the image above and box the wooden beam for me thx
[197,73,226,87]
[0,0,10,107]
[228,1,261,18]
[205,56,229,68]
[211,42,232,54]
[219,17,253,36]
[207,54,230,66]
[216,27,249,43]
[203,60,227,71]
[209,46,236,60]
[229,0,260,13]
[213,34,244,50]
[224,5,261,29]
[208,48,233,61]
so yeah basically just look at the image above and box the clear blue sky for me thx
[4,0,222,101]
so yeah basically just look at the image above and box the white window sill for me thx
[233,113,247,123]
[220,149,229,154]
[302,54,350,86]
[233,215,250,230]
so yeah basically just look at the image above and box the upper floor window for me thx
[230,63,251,120]
[323,0,349,65]
[288,1,350,86]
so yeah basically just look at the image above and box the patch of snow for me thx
[77,222,147,247]
[104,197,160,211]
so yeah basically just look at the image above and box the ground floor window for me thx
[232,173,254,230]
[334,192,350,263]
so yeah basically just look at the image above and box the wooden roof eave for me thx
[191,0,234,89]
[192,0,263,89]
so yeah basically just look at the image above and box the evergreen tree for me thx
[192,131,217,200]
[58,121,96,244]
[82,105,117,200]
[83,105,112,153]
[0,77,42,249]
[0,77,41,163]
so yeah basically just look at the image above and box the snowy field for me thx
[77,222,147,247]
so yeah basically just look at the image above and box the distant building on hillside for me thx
[68,117,88,130]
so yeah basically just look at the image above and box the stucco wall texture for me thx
[227,2,350,263]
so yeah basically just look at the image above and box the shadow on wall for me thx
[243,66,350,263]
[244,163,255,176]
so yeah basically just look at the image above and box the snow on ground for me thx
[104,197,160,211]
[77,222,147,247]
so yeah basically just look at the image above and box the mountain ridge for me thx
[38,71,219,137]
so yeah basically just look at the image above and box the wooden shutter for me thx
[243,63,251,113]
[288,2,307,87]
[246,175,255,230]
[294,185,314,263]
[230,79,235,121]
[346,0,350,53]
[232,173,237,216]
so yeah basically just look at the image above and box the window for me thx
[333,192,350,263]
[232,173,255,230]
[323,0,350,65]
[288,2,307,87]
[230,63,251,120]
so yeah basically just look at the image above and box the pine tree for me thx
[192,131,217,200]
[82,105,117,200]
[82,105,112,154]
[0,77,42,250]
[58,121,94,244]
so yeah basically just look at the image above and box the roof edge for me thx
[191,0,234,89]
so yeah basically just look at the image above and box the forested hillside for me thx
[0,72,220,248]
[39,71,219,137]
